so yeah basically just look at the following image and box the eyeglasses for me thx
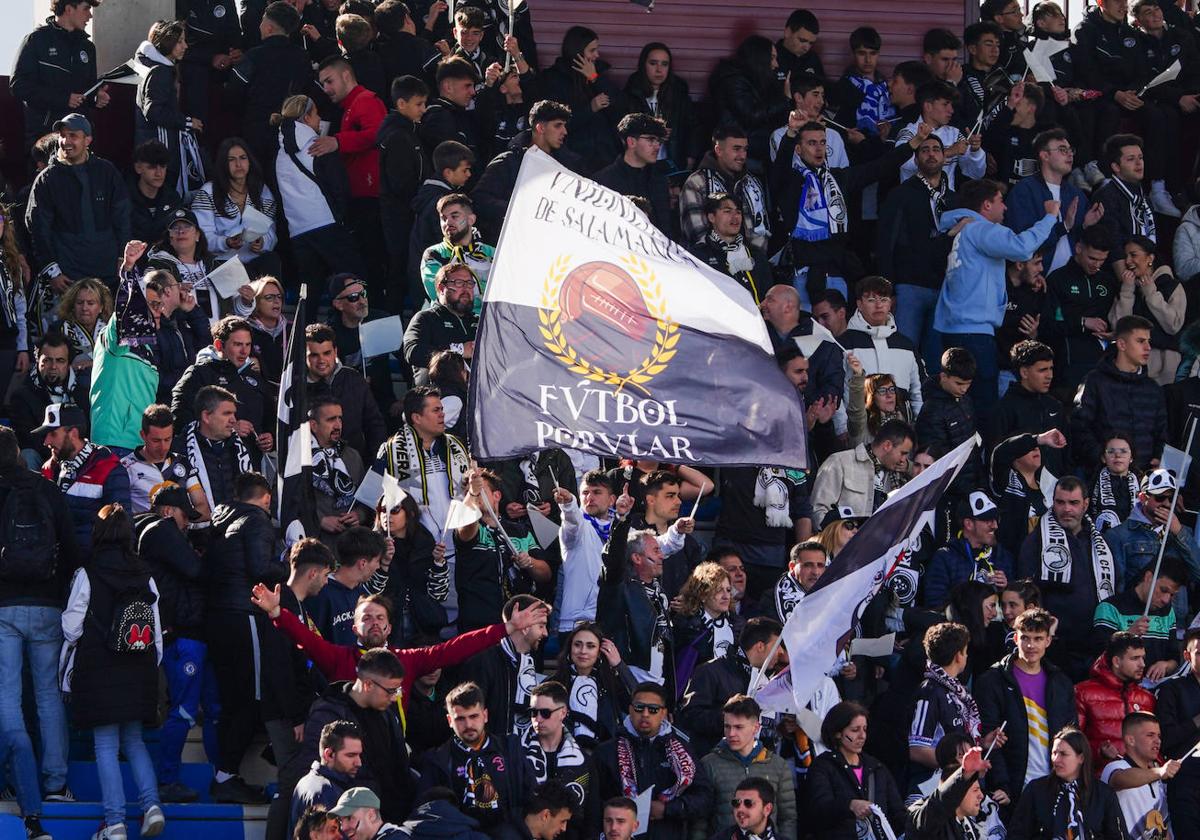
[874,385,897,395]
[730,798,758,808]
[443,279,475,289]
[637,135,664,145]
[531,705,565,719]
[631,702,665,714]
[367,678,403,698]
[337,291,367,303]
[260,293,283,302]
[1048,145,1074,155]
[861,295,890,305]
[1105,447,1131,456]
[147,300,164,310]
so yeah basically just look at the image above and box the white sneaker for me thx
[1084,160,1106,188]
[141,805,166,838]
[1150,182,1182,218]
[91,824,127,840]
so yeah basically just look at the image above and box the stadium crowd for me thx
[5,0,1200,838]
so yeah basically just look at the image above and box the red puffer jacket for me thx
[1074,655,1155,770]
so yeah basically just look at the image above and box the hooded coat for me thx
[1075,655,1156,768]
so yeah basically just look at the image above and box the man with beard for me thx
[1017,477,1118,681]
[306,532,386,646]
[416,681,535,833]
[11,331,90,465]
[594,683,712,840]
[876,133,956,369]
[290,721,364,837]
[404,262,478,385]
[175,385,255,512]
[460,595,553,736]
[171,317,268,436]
[282,396,366,549]
[420,194,494,315]
[37,403,130,553]
[707,777,780,840]
[306,324,386,465]
[679,125,770,253]
[325,274,397,422]
[923,493,1014,609]
[518,682,597,838]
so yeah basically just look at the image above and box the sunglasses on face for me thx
[337,291,367,303]
[731,798,757,808]
[842,521,859,531]
[632,703,664,714]
[531,705,565,719]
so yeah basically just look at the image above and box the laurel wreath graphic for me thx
[539,254,679,395]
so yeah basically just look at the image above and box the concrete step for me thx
[1,801,267,840]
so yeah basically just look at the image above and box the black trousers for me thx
[347,197,388,296]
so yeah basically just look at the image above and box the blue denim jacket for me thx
[1103,506,1200,615]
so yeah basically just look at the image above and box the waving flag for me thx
[277,284,317,539]
[755,435,979,712]
[469,148,808,469]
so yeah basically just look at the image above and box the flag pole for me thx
[748,631,786,696]
[1142,417,1196,618]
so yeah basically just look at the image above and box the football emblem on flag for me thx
[558,261,654,371]
[540,254,679,393]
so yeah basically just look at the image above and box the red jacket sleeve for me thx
[336,91,386,154]
[397,622,507,682]
[273,607,360,682]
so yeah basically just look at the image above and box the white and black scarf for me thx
[1090,467,1138,534]
[53,440,98,490]
[706,231,755,275]
[923,661,982,741]
[184,420,252,509]
[0,259,19,333]
[382,422,470,505]
[567,668,601,743]
[1113,178,1156,242]
[520,725,587,785]
[754,468,794,528]
[704,612,736,659]
[701,167,771,245]
[1038,512,1116,602]
[311,439,356,512]
[732,825,779,840]
[29,365,77,404]
[517,451,543,505]
[640,576,671,679]
[61,318,101,360]
[919,173,949,219]
[774,571,807,622]
[790,159,847,242]
[501,636,538,736]
[1052,780,1088,839]
[450,735,502,812]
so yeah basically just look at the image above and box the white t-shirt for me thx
[1100,758,1171,839]
[1046,182,1073,274]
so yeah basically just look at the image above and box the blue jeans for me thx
[997,370,1016,399]
[895,284,942,372]
[0,606,68,792]
[158,637,220,784]
[0,727,42,816]
[94,721,159,827]
[938,332,1000,418]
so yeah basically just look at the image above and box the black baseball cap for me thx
[150,482,202,521]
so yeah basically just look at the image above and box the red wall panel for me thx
[529,0,969,96]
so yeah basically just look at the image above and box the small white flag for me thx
[443,499,482,533]
[526,506,560,549]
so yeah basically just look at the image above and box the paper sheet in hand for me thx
[1040,468,1059,510]
[354,469,385,509]
[917,770,940,797]
[526,506,560,548]
[1162,444,1193,484]
[359,316,404,359]
[205,257,251,299]
[1140,59,1182,96]
[241,205,274,243]
[380,472,408,511]
[1023,37,1069,84]
[849,632,896,658]
[443,498,482,532]
[84,61,138,96]
[633,786,654,836]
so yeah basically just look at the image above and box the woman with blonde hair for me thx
[53,278,113,371]
[271,95,365,289]
[817,506,865,560]
[0,205,31,396]
[672,562,743,695]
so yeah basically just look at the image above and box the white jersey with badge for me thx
[121,451,202,514]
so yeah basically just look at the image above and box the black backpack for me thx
[106,586,158,654]
[0,476,58,583]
